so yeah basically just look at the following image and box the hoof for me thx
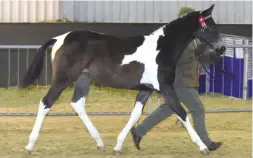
[24,146,32,155]
[97,146,105,151]
[113,149,121,155]
[200,148,210,155]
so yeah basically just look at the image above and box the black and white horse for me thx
[20,4,225,154]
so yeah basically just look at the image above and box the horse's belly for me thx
[89,61,145,89]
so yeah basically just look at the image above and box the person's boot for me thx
[130,127,142,150]
[207,141,223,151]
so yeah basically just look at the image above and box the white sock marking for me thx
[51,31,71,61]
[177,115,208,151]
[71,97,104,147]
[25,100,50,152]
[114,101,143,151]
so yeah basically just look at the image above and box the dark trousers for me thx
[135,87,212,146]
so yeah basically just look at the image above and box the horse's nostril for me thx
[221,46,226,52]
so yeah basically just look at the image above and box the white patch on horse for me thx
[71,97,104,148]
[177,115,208,151]
[51,31,71,61]
[114,101,143,151]
[82,68,89,73]
[25,100,50,152]
[120,26,166,91]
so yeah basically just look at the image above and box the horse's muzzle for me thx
[215,46,226,55]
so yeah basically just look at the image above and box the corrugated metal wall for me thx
[63,1,252,24]
[0,1,252,24]
[0,0,59,23]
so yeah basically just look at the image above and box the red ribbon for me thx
[198,16,205,24]
[198,16,207,28]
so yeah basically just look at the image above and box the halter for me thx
[198,14,212,30]
[197,14,216,49]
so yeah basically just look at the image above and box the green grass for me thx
[0,85,252,157]
[0,85,252,114]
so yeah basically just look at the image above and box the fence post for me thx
[243,39,249,100]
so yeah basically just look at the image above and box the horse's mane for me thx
[155,11,201,65]
[163,11,200,36]
[156,11,200,50]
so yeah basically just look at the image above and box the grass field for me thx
[0,85,252,113]
[0,86,252,158]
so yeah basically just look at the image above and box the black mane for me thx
[155,11,201,85]
[156,11,200,66]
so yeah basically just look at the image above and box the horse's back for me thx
[52,29,147,89]
[63,30,120,43]
[84,35,146,89]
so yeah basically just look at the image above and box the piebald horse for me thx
[20,4,225,154]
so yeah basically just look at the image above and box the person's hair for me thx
[178,7,195,18]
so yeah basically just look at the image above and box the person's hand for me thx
[194,44,207,56]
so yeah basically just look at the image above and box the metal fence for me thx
[0,38,252,116]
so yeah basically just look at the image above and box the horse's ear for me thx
[207,4,215,14]
[201,4,215,15]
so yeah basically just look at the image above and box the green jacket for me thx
[173,41,199,88]
[173,41,221,88]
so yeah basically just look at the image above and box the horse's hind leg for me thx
[114,90,152,152]
[161,85,209,154]
[71,72,104,150]
[25,79,70,153]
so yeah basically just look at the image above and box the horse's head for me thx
[193,4,226,55]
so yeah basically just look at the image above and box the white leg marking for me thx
[25,100,50,152]
[177,115,208,151]
[114,101,143,152]
[71,97,104,148]
[51,31,71,61]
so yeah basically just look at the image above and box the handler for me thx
[131,7,222,151]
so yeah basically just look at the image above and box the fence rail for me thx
[0,108,251,117]
[0,41,252,116]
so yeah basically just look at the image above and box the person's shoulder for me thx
[186,42,196,52]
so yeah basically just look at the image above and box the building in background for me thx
[0,1,252,24]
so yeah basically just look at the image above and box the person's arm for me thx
[194,44,222,66]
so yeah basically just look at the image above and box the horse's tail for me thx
[19,38,57,89]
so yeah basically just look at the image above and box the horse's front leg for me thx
[160,84,209,155]
[113,89,153,153]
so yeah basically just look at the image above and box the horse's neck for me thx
[149,25,166,37]
[157,25,195,67]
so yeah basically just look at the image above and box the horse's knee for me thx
[132,102,143,116]
[72,85,85,102]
